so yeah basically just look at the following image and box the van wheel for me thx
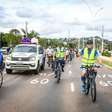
[6,69,12,74]
[33,62,40,75]
[41,58,45,71]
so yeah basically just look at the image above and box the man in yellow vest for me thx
[76,40,102,93]
[54,47,66,78]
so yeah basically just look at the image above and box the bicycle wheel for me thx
[90,79,96,102]
[0,71,3,88]
[85,79,90,95]
[57,65,61,83]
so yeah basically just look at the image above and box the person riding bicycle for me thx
[0,49,4,70]
[46,46,54,67]
[76,40,102,93]
[54,47,66,78]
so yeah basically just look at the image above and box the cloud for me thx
[0,0,111,41]
[0,6,8,18]
[16,7,33,18]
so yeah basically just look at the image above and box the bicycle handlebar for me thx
[80,64,102,69]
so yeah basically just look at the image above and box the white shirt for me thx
[66,50,69,55]
[46,48,54,55]
[31,37,38,44]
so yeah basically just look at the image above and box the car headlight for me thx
[7,56,11,61]
[29,57,36,61]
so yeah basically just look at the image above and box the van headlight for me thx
[29,57,36,61]
[7,56,11,61]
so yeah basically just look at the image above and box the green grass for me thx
[103,61,112,67]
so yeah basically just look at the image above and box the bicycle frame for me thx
[54,59,62,83]
[81,65,100,102]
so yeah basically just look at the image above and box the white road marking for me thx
[107,74,112,78]
[30,78,39,84]
[40,73,43,76]
[103,74,106,78]
[70,82,75,92]
[69,70,72,76]
[107,81,112,86]
[97,75,101,78]
[40,79,49,84]
[43,73,47,76]
[47,72,54,77]
[99,81,109,87]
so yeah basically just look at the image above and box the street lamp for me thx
[92,7,104,48]
[25,21,28,37]
[101,25,104,52]
[78,38,80,50]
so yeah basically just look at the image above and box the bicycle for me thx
[0,64,4,88]
[81,64,101,102]
[54,59,62,83]
[0,70,3,88]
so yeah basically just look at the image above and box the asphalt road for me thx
[0,59,112,112]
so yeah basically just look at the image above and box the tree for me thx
[28,30,40,38]
[10,29,21,35]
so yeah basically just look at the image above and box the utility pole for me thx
[82,37,84,48]
[93,37,95,48]
[78,38,80,49]
[101,25,104,52]
[25,21,28,37]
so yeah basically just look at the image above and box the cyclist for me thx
[54,47,66,78]
[76,40,102,93]
[0,49,4,70]
[65,48,70,62]
[46,46,54,67]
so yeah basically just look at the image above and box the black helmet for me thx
[86,40,93,45]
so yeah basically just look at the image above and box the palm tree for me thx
[9,29,21,35]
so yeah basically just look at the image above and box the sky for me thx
[0,0,112,40]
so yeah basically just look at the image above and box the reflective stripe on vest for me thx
[56,52,60,58]
[81,48,96,65]
[60,51,64,58]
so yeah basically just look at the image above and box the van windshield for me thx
[13,46,37,53]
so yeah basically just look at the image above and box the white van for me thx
[5,44,45,74]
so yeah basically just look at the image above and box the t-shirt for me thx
[46,48,54,55]
[66,50,69,55]
[31,37,38,44]
[80,48,99,58]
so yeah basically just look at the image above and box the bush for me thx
[102,50,111,57]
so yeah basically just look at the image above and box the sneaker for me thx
[55,75,57,78]
[62,68,64,72]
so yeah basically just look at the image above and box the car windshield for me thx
[13,46,37,53]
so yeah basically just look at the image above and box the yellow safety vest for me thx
[56,51,60,58]
[81,48,96,65]
[56,51,64,58]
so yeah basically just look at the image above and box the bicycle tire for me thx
[85,79,90,95]
[91,79,96,102]
[57,69,61,83]
[57,64,61,83]
[0,71,3,88]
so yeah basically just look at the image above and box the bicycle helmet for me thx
[86,40,93,45]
